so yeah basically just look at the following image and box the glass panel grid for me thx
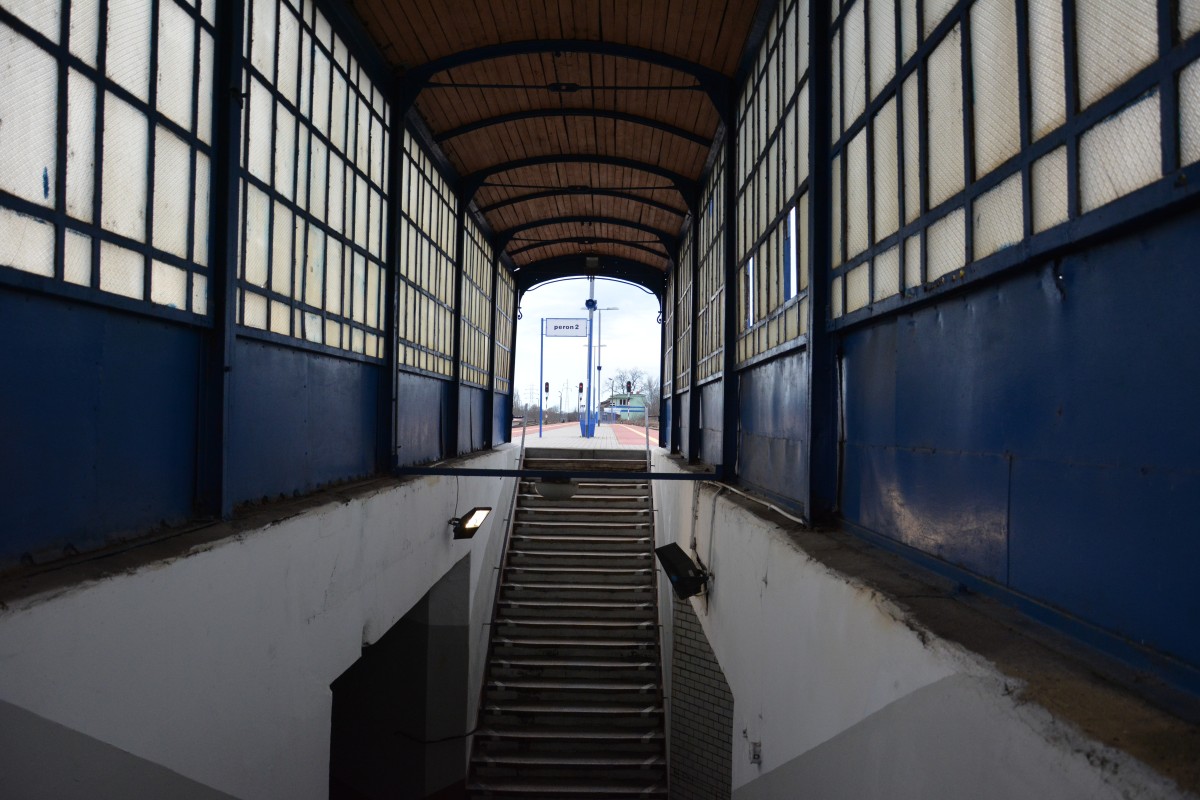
[1,0,215,315]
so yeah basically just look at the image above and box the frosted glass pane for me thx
[192,272,207,315]
[304,311,323,344]
[927,206,964,280]
[832,154,843,267]
[246,78,273,181]
[243,185,269,286]
[874,97,899,240]
[354,174,368,245]
[924,0,956,36]
[844,0,867,126]
[201,0,215,26]
[305,227,324,306]
[846,262,871,313]
[900,0,918,61]
[972,0,1020,177]
[902,73,920,222]
[151,260,187,309]
[152,126,191,258]
[309,138,327,221]
[64,230,93,286]
[197,31,214,144]
[156,0,194,131]
[4,0,61,43]
[369,189,382,257]
[99,241,144,299]
[243,289,267,329]
[973,172,1024,259]
[70,0,100,66]
[799,192,810,290]
[798,84,810,183]
[367,261,380,328]
[102,93,149,242]
[271,202,293,295]
[107,0,151,101]
[1028,0,1066,140]
[1032,146,1068,232]
[1180,60,1200,165]
[66,70,96,222]
[0,24,58,207]
[832,30,841,141]
[0,206,54,276]
[904,233,921,288]
[250,0,276,77]
[799,296,809,335]
[846,129,869,259]
[277,5,300,106]
[1184,1,1200,39]
[312,51,331,136]
[927,25,964,207]
[1080,91,1161,212]
[292,215,305,300]
[870,0,896,99]
[832,275,844,318]
[270,299,289,334]
[193,152,210,266]
[331,71,348,152]
[352,252,366,323]
[274,104,296,199]
[328,156,344,230]
[785,6,797,94]
[873,245,900,301]
[326,238,342,314]
[1076,0,1157,109]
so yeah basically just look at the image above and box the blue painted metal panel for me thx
[659,398,671,449]
[493,393,512,446]
[0,290,201,563]
[228,338,378,504]
[676,390,691,460]
[699,381,723,467]
[841,208,1200,671]
[737,352,808,509]
[458,385,486,454]
[396,371,450,466]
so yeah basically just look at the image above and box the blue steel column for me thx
[658,283,668,448]
[449,202,466,456]
[670,261,681,453]
[197,0,246,518]
[484,252,499,449]
[720,120,739,479]
[806,0,837,519]
[687,213,701,463]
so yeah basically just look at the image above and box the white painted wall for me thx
[0,447,518,800]
[650,453,1186,800]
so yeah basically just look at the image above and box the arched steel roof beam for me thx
[461,156,699,208]
[495,215,679,254]
[435,109,712,148]
[478,188,687,219]
[400,40,731,120]
[514,255,668,299]
[508,237,668,261]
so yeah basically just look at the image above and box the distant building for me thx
[601,393,647,422]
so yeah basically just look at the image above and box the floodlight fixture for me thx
[654,543,710,599]
[450,507,492,539]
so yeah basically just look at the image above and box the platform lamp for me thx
[654,543,710,599]
[450,507,491,539]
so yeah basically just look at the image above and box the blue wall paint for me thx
[840,209,1200,669]
[228,338,379,504]
[700,381,724,467]
[0,290,201,563]
[493,392,512,446]
[459,385,486,454]
[737,352,809,510]
[396,371,451,466]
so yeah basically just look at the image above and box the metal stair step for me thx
[487,679,658,693]
[493,637,657,649]
[496,618,655,631]
[498,600,654,612]
[474,727,665,743]
[484,702,663,716]
[490,658,658,671]
[473,754,666,768]
[467,779,666,796]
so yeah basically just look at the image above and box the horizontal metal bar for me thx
[394,466,718,481]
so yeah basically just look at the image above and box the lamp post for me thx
[592,306,618,425]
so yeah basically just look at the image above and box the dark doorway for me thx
[330,556,471,799]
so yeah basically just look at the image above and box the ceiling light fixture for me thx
[547,82,581,93]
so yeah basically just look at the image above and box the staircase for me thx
[468,448,667,798]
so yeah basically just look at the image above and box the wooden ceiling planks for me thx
[347,0,763,275]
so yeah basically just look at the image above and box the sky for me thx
[512,278,664,411]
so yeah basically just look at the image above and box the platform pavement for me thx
[510,419,658,451]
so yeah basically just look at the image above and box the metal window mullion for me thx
[89,0,111,289]
[916,0,930,285]
[485,252,499,449]
[1159,0,1179,174]
[53,1,71,283]
[143,0,163,303]
[449,201,466,455]
[688,218,702,463]
[1015,0,1035,239]
[1062,0,1081,220]
[960,5,975,266]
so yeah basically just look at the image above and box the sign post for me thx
[538,317,590,438]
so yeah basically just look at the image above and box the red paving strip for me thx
[610,424,653,446]
[511,421,576,438]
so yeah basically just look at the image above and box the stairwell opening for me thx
[330,556,471,800]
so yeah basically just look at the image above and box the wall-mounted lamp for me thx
[450,507,491,539]
[654,543,710,599]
